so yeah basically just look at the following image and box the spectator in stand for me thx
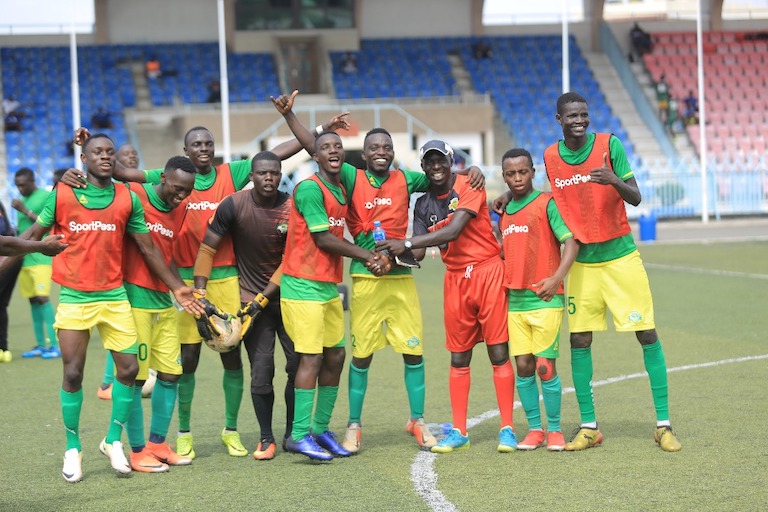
[683,90,699,125]
[146,56,162,80]
[2,95,25,118]
[666,98,681,135]
[630,23,653,56]
[207,79,221,103]
[91,107,114,130]
[472,41,492,59]
[654,75,670,125]
[341,52,358,74]
[4,113,22,132]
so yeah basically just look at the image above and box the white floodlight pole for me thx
[70,0,82,169]
[696,0,708,223]
[217,0,231,162]
[562,0,570,93]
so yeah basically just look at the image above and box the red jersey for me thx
[283,175,347,283]
[500,192,563,294]
[346,169,410,239]
[174,164,237,268]
[122,183,187,292]
[52,184,132,291]
[413,178,500,272]
[543,133,631,244]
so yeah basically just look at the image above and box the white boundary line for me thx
[411,354,768,512]
[644,263,768,280]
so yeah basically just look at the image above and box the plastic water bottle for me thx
[372,220,389,257]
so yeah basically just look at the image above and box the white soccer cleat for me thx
[62,448,83,483]
[100,438,131,475]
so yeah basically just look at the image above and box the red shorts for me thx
[443,256,508,352]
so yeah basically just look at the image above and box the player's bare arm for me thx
[532,236,579,302]
[376,209,474,256]
[271,90,351,157]
[130,231,205,316]
[590,152,641,206]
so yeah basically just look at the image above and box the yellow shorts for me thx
[177,276,241,344]
[350,276,423,358]
[508,308,562,358]
[567,250,656,333]
[133,307,182,380]
[54,301,137,353]
[18,265,52,298]
[281,296,345,355]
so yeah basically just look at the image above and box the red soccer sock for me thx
[449,366,471,435]
[493,361,515,429]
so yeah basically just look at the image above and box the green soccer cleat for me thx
[431,428,470,453]
[221,429,248,457]
[176,433,196,460]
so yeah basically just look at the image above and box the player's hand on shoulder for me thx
[492,191,512,215]
[60,168,87,189]
[464,166,486,190]
[270,90,298,115]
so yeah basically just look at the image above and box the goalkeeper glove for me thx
[237,293,269,340]
[195,296,231,341]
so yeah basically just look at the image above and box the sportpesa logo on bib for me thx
[68,220,117,233]
[146,221,174,238]
[501,223,529,236]
[328,216,346,227]
[364,197,392,209]
[554,173,591,189]
[186,200,219,211]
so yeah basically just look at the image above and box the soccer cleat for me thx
[546,431,566,452]
[221,429,249,457]
[99,438,131,475]
[62,448,83,483]
[176,433,195,459]
[406,418,437,449]
[497,426,518,453]
[313,430,351,457]
[285,435,333,461]
[564,427,604,451]
[431,428,470,453]
[146,440,192,465]
[22,346,46,358]
[655,426,682,452]
[518,429,546,451]
[41,346,61,359]
[129,448,170,473]
[97,383,112,401]
[0,349,11,363]
[141,369,157,398]
[252,440,276,461]
[342,422,362,454]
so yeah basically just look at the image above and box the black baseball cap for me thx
[419,139,454,161]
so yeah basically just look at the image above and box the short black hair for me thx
[252,151,281,170]
[82,133,113,151]
[363,127,392,147]
[184,126,212,146]
[14,167,35,180]
[556,92,588,115]
[314,130,341,152]
[164,155,196,174]
[501,148,533,167]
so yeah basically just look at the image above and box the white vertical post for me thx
[696,0,708,223]
[562,0,570,93]
[69,0,82,169]
[217,0,231,162]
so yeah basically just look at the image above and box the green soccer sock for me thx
[223,368,244,430]
[311,385,339,435]
[102,351,115,387]
[125,386,145,451]
[291,388,316,441]
[30,303,45,347]
[404,360,426,420]
[541,375,562,432]
[347,363,368,424]
[516,375,542,430]
[60,388,83,451]
[106,380,134,444]
[149,379,177,442]
[571,347,596,424]
[41,301,58,348]
[177,373,195,432]
[642,340,670,422]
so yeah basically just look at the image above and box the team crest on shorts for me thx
[406,336,421,348]
[276,222,288,234]
[628,311,643,323]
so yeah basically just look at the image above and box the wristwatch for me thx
[404,239,413,250]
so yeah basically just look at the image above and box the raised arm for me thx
[271,90,350,157]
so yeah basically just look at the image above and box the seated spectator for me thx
[4,113,22,132]
[666,98,681,135]
[683,90,699,125]
[207,79,221,103]
[341,51,358,74]
[145,56,162,79]
[630,22,653,56]
[472,41,492,59]
[90,107,113,129]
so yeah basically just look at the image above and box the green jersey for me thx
[36,183,148,304]
[19,188,51,267]
[555,133,637,264]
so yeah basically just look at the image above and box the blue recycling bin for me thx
[638,213,657,242]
